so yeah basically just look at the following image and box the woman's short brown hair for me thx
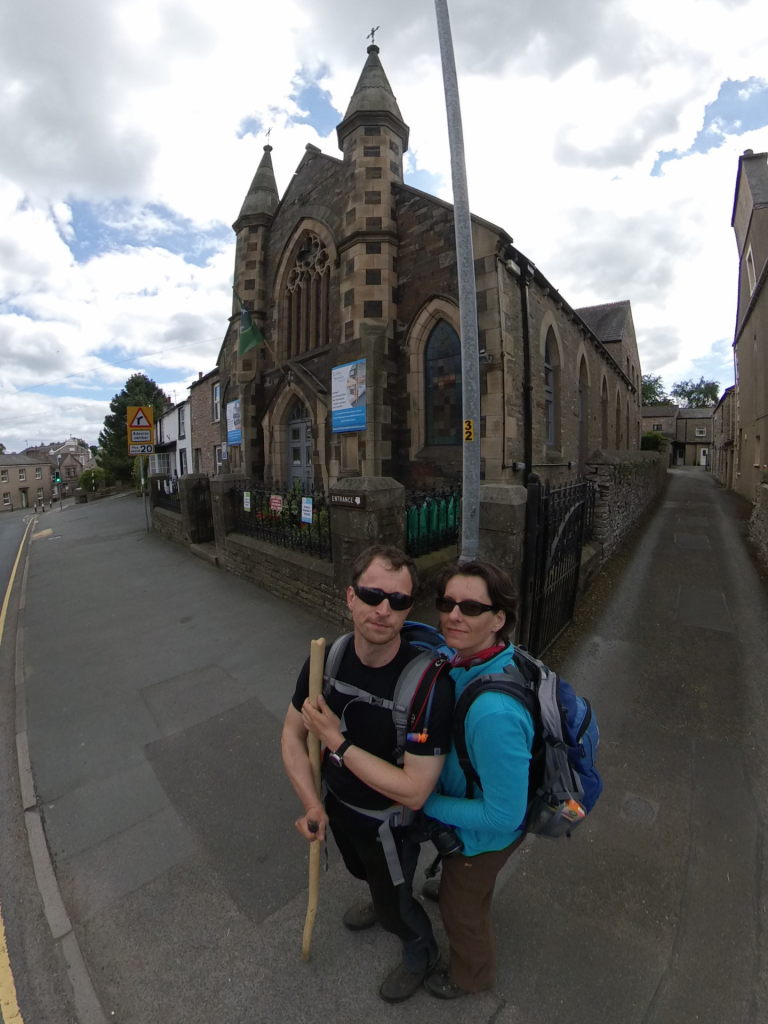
[436,560,518,639]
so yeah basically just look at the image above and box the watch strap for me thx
[333,738,352,760]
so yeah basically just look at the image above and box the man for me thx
[281,544,452,1002]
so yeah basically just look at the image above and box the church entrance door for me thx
[286,400,313,490]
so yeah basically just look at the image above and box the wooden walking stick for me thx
[301,636,326,961]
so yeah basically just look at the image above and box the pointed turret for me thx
[235,144,279,226]
[337,45,409,153]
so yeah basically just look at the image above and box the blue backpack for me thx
[453,646,602,838]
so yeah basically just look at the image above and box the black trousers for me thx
[327,795,437,970]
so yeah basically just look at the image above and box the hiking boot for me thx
[342,899,377,931]
[421,875,440,902]
[424,968,467,1000]
[379,961,432,1003]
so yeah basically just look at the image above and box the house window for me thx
[695,427,706,438]
[2,492,10,507]
[18,468,26,481]
[653,423,662,432]
[37,488,44,501]
[178,405,186,438]
[35,467,42,479]
[179,448,188,475]
[212,383,221,422]
[214,445,224,472]
[746,245,757,294]
[0,469,7,483]
[425,321,462,446]
[544,329,560,447]
[65,466,76,479]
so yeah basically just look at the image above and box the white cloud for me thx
[1,0,766,451]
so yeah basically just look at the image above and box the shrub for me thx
[641,431,668,452]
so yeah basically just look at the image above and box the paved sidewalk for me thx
[17,471,768,1024]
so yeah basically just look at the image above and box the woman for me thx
[422,560,534,999]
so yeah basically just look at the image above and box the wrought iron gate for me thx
[520,474,596,657]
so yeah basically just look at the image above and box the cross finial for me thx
[367,25,380,45]
[265,127,272,142]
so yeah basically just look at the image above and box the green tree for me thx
[97,373,170,483]
[641,374,668,405]
[669,377,720,408]
[79,468,107,491]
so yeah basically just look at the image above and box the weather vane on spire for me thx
[265,127,272,143]
[367,26,380,45]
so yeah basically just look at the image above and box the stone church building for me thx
[207,44,641,493]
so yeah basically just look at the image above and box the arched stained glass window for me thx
[425,321,461,446]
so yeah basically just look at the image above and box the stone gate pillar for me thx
[329,476,405,590]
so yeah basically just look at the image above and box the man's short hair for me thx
[350,545,417,592]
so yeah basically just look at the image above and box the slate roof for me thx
[676,407,714,418]
[641,404,678,416]
[237,145,279,220]
[575,300,631,343]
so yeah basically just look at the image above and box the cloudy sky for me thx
[1,0,766,452]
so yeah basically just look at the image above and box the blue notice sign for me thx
[331,359,367,433]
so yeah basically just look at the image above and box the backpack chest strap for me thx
[324,677,395,710]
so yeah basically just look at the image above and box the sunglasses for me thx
[435,596,497,617]
[354,585,415,612]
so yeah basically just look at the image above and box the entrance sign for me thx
[301,497,313,524]
[329,492,367,509]
[331,359,367,433]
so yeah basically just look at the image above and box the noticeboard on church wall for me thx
[331,359,367,433]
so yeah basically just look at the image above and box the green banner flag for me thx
[238,307,263,355]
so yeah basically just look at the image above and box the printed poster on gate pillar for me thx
[331,359,367,433]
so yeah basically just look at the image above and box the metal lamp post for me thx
[434,0,480,562]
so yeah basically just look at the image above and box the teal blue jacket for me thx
[424,646,534,857]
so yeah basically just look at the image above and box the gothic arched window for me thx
[544,328,560,447]
[425,321,462,446]
[284,232,331,358]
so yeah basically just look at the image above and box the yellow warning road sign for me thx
[127,406,155,452]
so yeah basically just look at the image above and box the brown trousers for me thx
[438,836,524,992]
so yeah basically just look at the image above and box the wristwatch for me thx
[328,738,353,767]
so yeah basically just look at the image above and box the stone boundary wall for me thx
[586,450,666,563]
[149,462,666,634]
[218,531,345,628]
[151,506,188,546]
[749,483,768,571]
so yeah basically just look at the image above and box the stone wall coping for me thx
[333,476,405,495]
[480,483,528,506]
[586,450,661,466]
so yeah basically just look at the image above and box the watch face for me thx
[328,752,343,767]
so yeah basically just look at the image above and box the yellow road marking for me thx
[0,522,32,1023]
[0,519,33,648]
[0,905,24,1023]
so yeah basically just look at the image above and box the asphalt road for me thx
[4,470,768,1024]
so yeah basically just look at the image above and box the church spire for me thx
[236,144,279,223]
[337,45,409,152]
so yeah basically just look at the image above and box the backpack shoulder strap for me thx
[390,652,449,757]
[453,662,539,797]
[513,647,563,743]
[324,632,352,689]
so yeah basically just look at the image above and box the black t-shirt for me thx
[292,636,453,812]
